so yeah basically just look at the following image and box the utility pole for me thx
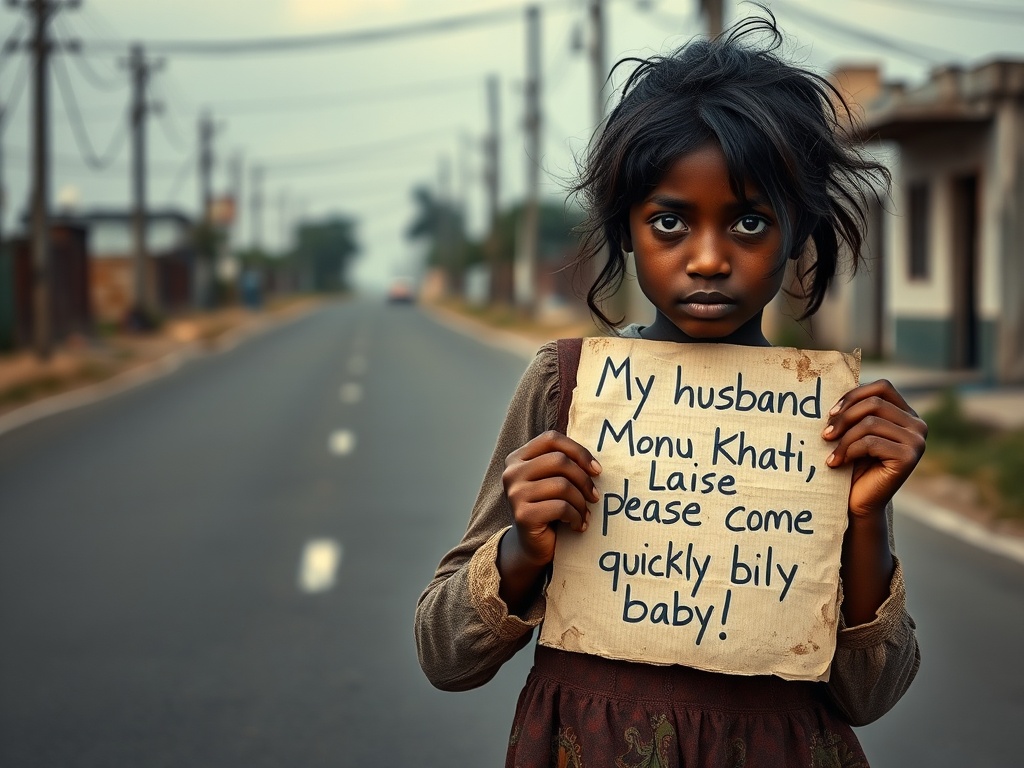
[0,104,5,253]
[226,150,242,284]
[122,44,163,323]
[700,0,724,37]
[517,5,542,311]
[249,164,264,251]
[588,0,606,129]
[277,187,289,256]
[484,74,503,304]
[198,111,215,224]
[452,132,473,298]
[13,0,77,360]
[589,0,627,320]
[438,153,452,281]
[227,150,242,238]
[196,110,215,306]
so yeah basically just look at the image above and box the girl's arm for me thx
[415,344,572,691]
[822,378,927,626]
[821,379,927,724]
[498,432,600,615]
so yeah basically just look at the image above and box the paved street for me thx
[1,299,1022,766]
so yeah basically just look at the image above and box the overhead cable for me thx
[51,52,130,170]
[772,0,959,64]
[854,0,1024,23]
[163,148,196,203]
[78,3,534,56]
[0,20,26,79]
[150,80,190,153]
[259,125,463,172]
[215,76,477,116]
[0,51,30,134]
[53,15,126,92]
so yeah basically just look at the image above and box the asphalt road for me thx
[1,299,1021,766]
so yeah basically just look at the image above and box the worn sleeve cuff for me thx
[836,556,911,650]
[467,527,546,638]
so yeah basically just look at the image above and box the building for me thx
[764,60,1024,386]
[861,60,1024,384]
[70,209,196,325]
[3,222,91,348]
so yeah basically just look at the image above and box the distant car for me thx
[387,276,415,304]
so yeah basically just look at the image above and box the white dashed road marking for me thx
[328,429,356,455]
[339,382,362,404]
[298,539,342,593]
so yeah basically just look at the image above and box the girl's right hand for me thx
[502,431,603,567]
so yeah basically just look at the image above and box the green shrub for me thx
[994,431,1024,516]
[922,388,991,445]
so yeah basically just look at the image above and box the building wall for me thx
[91,258,140,325]
[992,99,1024,383]
[885,123,1003,376]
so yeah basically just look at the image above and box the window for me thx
[908,182,930,280]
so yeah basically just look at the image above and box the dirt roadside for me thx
[0,296,325,420]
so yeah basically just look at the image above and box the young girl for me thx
[416,14,925,767]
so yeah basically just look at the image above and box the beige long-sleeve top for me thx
[415,338,921,726]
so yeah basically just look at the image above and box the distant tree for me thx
[292,216,360,292]
[405,185,472,289]
[191,221,228,308]
[490,200,586,266]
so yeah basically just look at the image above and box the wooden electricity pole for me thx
[588,0,606,129]
[517,4,542,311]
[123,44,163,322]
[700,0,724,37]
[13,0,77,359]
[484,74,504,304]
[196,110,216,306]
[249,164,264,251]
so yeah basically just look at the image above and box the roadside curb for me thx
[0,304,318,440]
[424,302,1024,568]
[895,491,1024,566]
[423,303,547,359]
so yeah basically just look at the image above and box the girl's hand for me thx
[822,380,928,518]
[502,431,602,567]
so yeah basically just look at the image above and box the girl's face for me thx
[627,142,786,346]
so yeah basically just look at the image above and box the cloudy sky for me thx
[1,0,1022,289]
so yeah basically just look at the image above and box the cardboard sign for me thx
[538,338,860,681]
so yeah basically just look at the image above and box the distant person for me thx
[416,12,924,766]
[241,267,263,310]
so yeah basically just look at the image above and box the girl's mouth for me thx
[678,292,737,319]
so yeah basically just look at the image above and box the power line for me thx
[259,125,463,171]
[161,147,195,208]
[0,20,27,79]
[213,76,478,116]
[78,3,541,56]
[771,0,959,64]
[0,49,30,133]
[149,79,189,152]
[854,0,1024,23]
[51,52,130,170]
[53,15,125,92]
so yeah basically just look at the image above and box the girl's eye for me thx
[732,215,769,236]
[651,214,685,234]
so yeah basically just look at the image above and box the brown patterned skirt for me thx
[507,645,868,768]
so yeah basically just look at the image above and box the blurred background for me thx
[0,1,1022,766]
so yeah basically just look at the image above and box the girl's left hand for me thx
[822,379,928,518]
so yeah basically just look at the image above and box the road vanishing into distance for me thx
[1,299,1021,767]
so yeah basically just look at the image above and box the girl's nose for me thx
[684,228,731,278]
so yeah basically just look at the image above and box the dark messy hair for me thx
[570,9,889,330]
